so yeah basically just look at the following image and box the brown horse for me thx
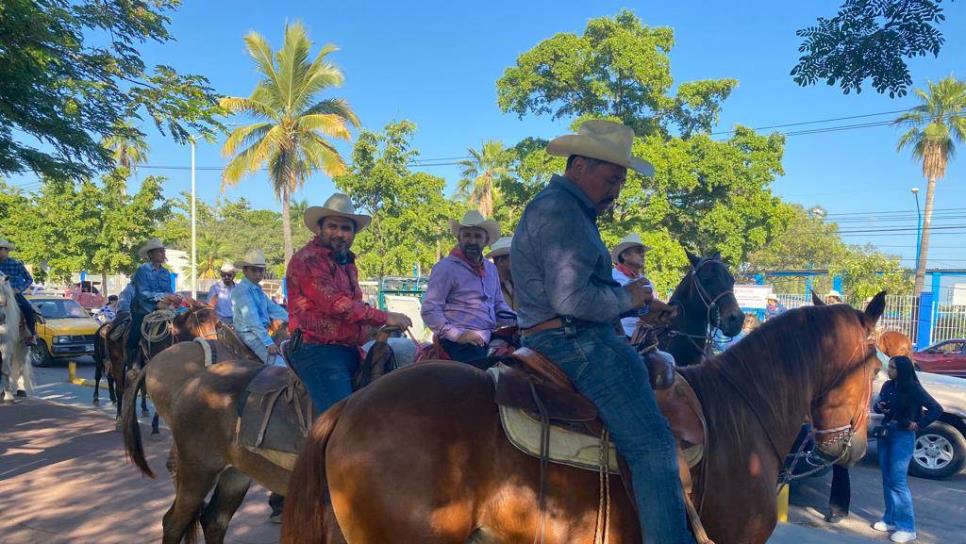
[121,325,387,544]
[878,330,913,358]
[281,292,887,544]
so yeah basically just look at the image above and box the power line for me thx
[710,108,913,136]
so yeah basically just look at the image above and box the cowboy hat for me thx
[137,238,166,259]
[766,292,779,301]
[449,210,500,244]
[610,233,651,264]
[219,262,236,274]
[304,193,371,234]
[826,289,843,299]
[546,120,655,176]
[0,237,15,251]
[486,236,512,259]
[234,249,267,269]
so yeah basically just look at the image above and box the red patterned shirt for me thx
[286,238,387,346]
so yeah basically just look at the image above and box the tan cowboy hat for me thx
[546,120,655,176]
[486,236,513,259]
[234,249,267,269]
[826,289,843,299]
[610,233,651,264]
[137,238,166,259]
[449,210,500,244]
[0,237,15,251]
[219,262,236,274]
[303,193,371,234]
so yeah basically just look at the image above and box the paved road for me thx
[4,361,963,543]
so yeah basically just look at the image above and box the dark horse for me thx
[280,293,887,544]
[92,322,117,404]
[657,250,744,366]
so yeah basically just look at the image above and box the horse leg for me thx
[152,412,160,435]
[200,467,252,544]
[108,372,117,404]
[161,462,220,544]
[140,377,149,417]
[93,358,103,403]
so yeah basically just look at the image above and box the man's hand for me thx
[385,312,413,330]
[624,278,654,309]
[456,331,485,346]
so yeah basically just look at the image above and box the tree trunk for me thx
[102,271,109,296]
[282,190,294,268]
[913,176,937,296]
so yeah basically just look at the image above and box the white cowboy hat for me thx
[137,238,166,259]
[449,210,500,244]
[219,262,236,274]
[234,249,267,269]
[0,237,15,251]
[766,292,779,301]
[546,120,655,176]
[486,236,513,259]
[304,193,371,234]
[610,233,651,264]
[826,289,843,299]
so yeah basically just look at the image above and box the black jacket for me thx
[874,379,943,430]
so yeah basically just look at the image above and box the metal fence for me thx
[933,304,966,343]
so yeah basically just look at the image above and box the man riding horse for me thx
[511,120,695,543]
[127,238,179,369]
[422,211,515,363]
[231,249,288,365]
[286,193,412,414]
[0,238,38,350]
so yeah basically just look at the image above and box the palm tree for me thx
[457,140,511,218]
[894,76,966,295]
[220,22,359,265]
[101,121,150,174]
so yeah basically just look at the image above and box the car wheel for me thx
[909,421,966,480]
[30,339,54,367]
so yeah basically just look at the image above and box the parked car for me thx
[870,364,966,479]
[27,296,100,366]
[912,338,966,378]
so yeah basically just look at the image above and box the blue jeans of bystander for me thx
[878,423,917,533]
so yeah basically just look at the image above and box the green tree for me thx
[894,76,966,295]
[220,22,360,265]
[0,0,223,180]
[457,141,512,217]
[832,246,913,301]
[793,0,952,97]
[336,121,463,277]
[101,122,151,174]
[497,10,737,137]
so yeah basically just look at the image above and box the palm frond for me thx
[222,122,273,158]
[243,31,282,93]
[297,114,351,140]
[219,96,277,119]
[276,22,313,111]
[302,97,359,127]
[301,132,348,178]
[221,125,284,187]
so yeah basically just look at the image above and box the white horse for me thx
[0,272,32,401]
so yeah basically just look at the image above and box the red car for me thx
[913,339,966,378]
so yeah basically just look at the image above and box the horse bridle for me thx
[667,258,735,356]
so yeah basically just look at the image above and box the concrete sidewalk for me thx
[769,523,877,543]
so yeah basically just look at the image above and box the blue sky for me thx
[10,1,966,277]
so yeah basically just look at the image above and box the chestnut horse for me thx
[878,330,913,358]
[281,292,887,544]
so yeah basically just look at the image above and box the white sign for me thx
[734,284,771,310]
[953,283,966,307]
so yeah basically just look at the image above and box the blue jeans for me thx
[878,424,917,532]
[523,324,693,544]
[288,342,359,414]
[440,338,489,364]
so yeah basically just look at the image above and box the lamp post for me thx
[190,137,197,300]
[912,187,922,275]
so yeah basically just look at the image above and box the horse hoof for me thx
[15,390,27,398]
[92,398,100,405]
[151,428,160,435]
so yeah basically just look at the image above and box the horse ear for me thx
[864,291,887,325]
[685,249,700,267]
[811,290,825,306]
[711,251,721,261]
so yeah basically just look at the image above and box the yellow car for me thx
[27,296,101,366]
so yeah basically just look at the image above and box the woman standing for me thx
[873,356,943,543]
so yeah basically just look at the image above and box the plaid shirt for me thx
[0,257,33,293]
[286,237,387,346]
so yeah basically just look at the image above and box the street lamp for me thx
[190,137,197,301]
[912,187,922,273]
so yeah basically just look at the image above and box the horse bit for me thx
[667,258,734,356]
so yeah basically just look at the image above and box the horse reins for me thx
[666,258,735,357]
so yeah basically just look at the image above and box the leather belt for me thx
[520,318,564,337]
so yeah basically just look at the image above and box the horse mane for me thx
[679,303,869,454]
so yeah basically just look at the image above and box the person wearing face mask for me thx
[511,120,694,544]
[421,211,515,364]
[286,193,412,414]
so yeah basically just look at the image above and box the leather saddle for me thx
[236,365,314,471]
[490,347,706,470]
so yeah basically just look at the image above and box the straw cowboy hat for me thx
[610,233,651,264]
[546,120,655,177]
[303,193,371,234]
[766,292,779,302]
[137,238,166,259]
[449,210,500,244]
[0,237,15,251]
[486,236,513,259]
[219,262,236,274]
[826,289,843,300]
[234,249,268,269]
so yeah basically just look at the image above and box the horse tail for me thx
[281,398,348,544]
[93,324,107,367]
[121,367,154,478]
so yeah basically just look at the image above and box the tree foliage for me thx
[220,21,359,266]
[0,0,223,180]
[792,0,951,97]
[335,121,464,277]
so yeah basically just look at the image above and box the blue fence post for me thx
[171,273,178,292]
[805,274,813,297]
[915,292,935,351]
[754,274,764,286]
[832,275,843,293]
